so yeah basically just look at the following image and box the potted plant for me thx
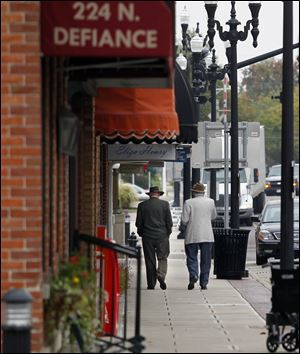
[45,254,100,352]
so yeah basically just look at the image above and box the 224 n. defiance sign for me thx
[41,1,173,57]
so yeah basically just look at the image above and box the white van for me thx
[201,168,253,226]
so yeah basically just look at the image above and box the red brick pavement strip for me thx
[229,277,272,321]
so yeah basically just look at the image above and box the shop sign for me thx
[108,144,176,161]
[176,149,187,162]
[41,1,173,57]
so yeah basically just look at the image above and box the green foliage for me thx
[238,58,299,166]
[120,168,163,191]
[240,59,299,99]
[134,174,148,189]
[45,254,99,352]
[119,184,138,209]
[150,172,162,188]
[118,262,132,294]
[199,100,210,121]
[240,59,283,99]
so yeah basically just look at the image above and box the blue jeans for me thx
[185,242,213,287]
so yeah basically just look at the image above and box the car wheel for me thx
[256,253,267,266]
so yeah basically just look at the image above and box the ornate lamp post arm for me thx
[248,1,261,47]
[205,1,217,49]
[206,1,261,47]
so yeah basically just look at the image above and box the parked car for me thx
[253,198,299,265]
[122,183,149,201]
[265,163,299,196]
[265,164,282,196]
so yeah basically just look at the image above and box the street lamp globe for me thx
[180,5,190,25]
[176,53,188,71]
[191,34,204,53]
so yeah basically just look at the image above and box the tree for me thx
[238,58,299,167]
[240,58,299,99]
[240,59,283,99]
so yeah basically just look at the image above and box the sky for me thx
[175,1,299,68]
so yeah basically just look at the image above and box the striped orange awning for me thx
[95,87,179,143]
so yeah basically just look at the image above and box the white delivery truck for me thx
[192,122,266,225]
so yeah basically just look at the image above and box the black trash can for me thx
[211,219,224,259]
[212,218,225,229]
[213,228,250,279]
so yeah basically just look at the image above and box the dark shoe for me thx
[188,282,195,290]
[200,285,207,290]
[188,277,198,290]
[158,277,167,290]
[147,286,155,290]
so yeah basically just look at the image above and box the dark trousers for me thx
[185,242,213,287]
[142,237,170,288]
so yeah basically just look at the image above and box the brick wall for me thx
[42,57,69,276]
[1,2,43,352]
[1,2,101,352]
[72,95,100,237]
[1,3,70,352]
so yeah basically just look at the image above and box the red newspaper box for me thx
[95,225,120,336]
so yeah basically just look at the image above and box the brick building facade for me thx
[1,2,101,352]
[1,2,44,351]
[1,1,177,352]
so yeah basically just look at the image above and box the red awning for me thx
[95,87,179,143]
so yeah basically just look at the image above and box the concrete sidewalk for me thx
[124,227,286,353]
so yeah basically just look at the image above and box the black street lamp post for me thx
[177,12,210,104]
[205,49,229,122]
[177,18,230,203]
[204,1,261,228]
[177,8,211,203]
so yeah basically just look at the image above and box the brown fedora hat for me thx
[146,186,164,196]
[191,182,205,193]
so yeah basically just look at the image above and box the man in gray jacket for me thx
[136,186,173,290]
[181,182,217,290]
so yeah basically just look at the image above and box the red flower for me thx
[82,271,89,278]
[70,256,79,265]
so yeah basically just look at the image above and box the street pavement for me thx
[123,220,292,353]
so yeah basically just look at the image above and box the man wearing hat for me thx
[135,186,173,290]
[181,182,217,290]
